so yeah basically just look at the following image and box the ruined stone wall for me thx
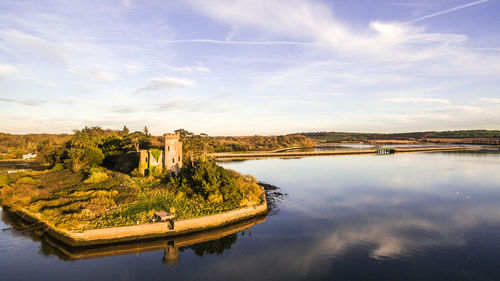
[139,149,163,176]
[139,150,149,176]
[138,133,182,176]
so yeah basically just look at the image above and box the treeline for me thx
[430,130,500,138]
[0,133,71,160]
[176,129,315,154]
[0,128,315,160]
[301,132,430,142]
[303,130,500,142]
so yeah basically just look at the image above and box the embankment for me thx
[8,198,267,247]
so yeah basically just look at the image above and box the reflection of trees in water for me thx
[0,208,60,259]
[181,233,238,257]
[0,161,47,171]
[2,206,267,264]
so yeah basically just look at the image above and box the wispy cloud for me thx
[163,64,210,73]
[0,29,67,62]
[134,76,195,93]
[404,0,489,24]
[158,39,314,46]
[0,64,19,78]
[0,0,499,134]
[475,98,500,104]
[67,68,119,82]
[185,0,500,77]
[0,28,124,82]
[0,97,46,106]
[383,97,450,104]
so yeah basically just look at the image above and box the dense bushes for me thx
[167,159,262,208]
[35,127,154,173]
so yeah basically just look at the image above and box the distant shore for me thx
[210,145,483,160]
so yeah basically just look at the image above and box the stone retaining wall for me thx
[42,199,267,246]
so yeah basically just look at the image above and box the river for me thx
[1,150,500,280]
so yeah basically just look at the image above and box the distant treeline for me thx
[182,134,315,153]
[210,135,315,152]
[0,127,315,160]
[430,130,500,138]
[0,133,71,160]
[302,130,500,142]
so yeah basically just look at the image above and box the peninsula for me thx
[0,127,267,246]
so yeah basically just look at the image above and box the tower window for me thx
[168,146,170,151]
[172,158,175,163]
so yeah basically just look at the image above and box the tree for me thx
[143,126,149,136]
[122,126,130,136]
[123,131,151,152]
[124,132,142,152]
[65,129,105,172]
[67,146,104,172]
[100,135,124,168]
[174,128,193,139]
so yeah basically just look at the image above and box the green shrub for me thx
[0,174,8,187]
[84,167,109,184]
[131,168,143,178]
[51,163,65,172]
[17,176,38,185]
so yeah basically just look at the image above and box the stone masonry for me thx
[139,133,182,176]
[164,133,183,173]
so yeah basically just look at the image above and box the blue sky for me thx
[0,0,499,135]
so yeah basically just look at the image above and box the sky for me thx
[0,0,499,135]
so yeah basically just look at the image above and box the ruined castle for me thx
[139,133,182,176]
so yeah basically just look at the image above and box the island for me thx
[0,127,267,246]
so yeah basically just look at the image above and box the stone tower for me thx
[164,133,182,173]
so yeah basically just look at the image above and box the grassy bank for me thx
[0,163,264,232]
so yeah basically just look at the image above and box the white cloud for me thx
[475,98,500,104]
[0,29,68,62]
[135,76,195,93]
[384,97,450,104]
[186,0,500,75]
[159,38,313,46]
[164,64,210,73]
[0,64,19,77]
[124,63,144,74]
[0,29,126,81]
[68,68,119,81]
[186,0,347,46]
[0,97,45,106]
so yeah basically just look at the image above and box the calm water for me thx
[1,150,500,281]
[285,143,482,152]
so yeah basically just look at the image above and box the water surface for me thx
[1,150,500,280]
